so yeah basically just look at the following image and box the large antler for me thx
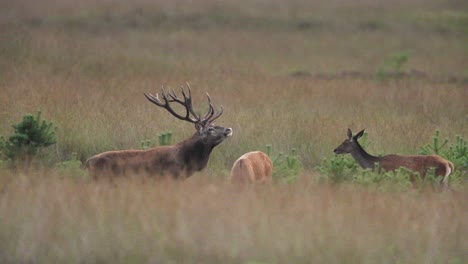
[144,83,224,128]
[200,93,224,127]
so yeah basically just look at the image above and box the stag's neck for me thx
[350,143,381,170]
[177,135,214,173]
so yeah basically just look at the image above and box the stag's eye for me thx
[207,127,215,133]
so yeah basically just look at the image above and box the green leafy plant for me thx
[316,131,370,183]
[353,166,413,191]
[419,130,467,170]
[158,131,173,146]
[266,145,302,183]
[419,130,467,187]
[413,167,444,191]
[388,52,408,74]
[140,131,173,150]
[316,155,359,183]
[0,111,57,169]
[419,130,449,155]
[140,139,154,150]
[56,152,86,176]
[375,52,409,81]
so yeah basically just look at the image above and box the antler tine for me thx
[144,85,198,123]
[164,86,194,121]
[182,84,201,120]
[200,93,224,126]
[144,91,165,107]
[202,93,215,120]
[208,105,224,124]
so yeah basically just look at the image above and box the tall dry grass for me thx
[0,173,466,263]
[1,0,466,170]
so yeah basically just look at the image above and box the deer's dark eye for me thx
[207,127,215,133]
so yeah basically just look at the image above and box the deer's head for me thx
[333,128,365,154]
[144,83,232,147]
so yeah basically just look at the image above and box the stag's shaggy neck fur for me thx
[177,134,218,176]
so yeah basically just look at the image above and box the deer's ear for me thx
[354,129,365,140]
[347,128,353,140]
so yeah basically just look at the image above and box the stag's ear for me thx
[354,129,365,141]
[347,128,353,140]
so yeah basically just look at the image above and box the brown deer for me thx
[333,128,454,187]
[230,151,273,185]
[86,84,232,180]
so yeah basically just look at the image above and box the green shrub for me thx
[419,131,467,169]
[0,111,57,169]
[419,130,467,187]
[419,130,449,155]
[316,131,369,183]
[375,51,409,81]
[316,155,359,183]
[266,145,302,183]
[158,131,173,146]
[140,131,173,150]
[140,139,154,150]
[353,166,413,191]
[55,152,86,177]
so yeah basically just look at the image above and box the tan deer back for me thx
[230,151,273,185]
[379,154,454,184]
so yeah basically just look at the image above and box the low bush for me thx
[266,145,302,183]
[0,111,57,171]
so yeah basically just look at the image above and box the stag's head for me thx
[144,83,232,146]
[333,128,365,154]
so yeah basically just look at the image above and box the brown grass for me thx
[0,173,467,263]
[0,0,467,262]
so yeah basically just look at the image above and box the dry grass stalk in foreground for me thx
[0,173,466,263]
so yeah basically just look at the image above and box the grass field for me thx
[1,0,467,263]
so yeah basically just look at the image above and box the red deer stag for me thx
[333,128,454,187]
[86,84,232,180]
[230,151,273,185]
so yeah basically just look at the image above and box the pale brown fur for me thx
[230,151,273,185]
[374,154,454,185]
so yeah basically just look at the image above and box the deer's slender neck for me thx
[350,142,380,170]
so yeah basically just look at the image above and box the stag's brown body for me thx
[87,134,222,179]
[86,84,232,180]
[230,151,273,185]
[334,129,454,187]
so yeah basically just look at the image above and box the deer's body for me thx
[86,84,232,180]
[230,151,273,185]
[87,134,223,179]
[334,129,454,187]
